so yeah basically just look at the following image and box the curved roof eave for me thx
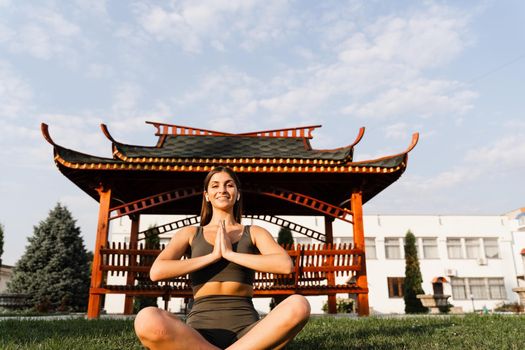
[348,132,419,167]
[41,123,118,164]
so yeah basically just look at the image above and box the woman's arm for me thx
[221,225,293,275]
[149,226,221,281]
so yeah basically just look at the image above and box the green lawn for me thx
[0,314,524,349]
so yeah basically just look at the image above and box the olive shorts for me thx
[186,295,260,349]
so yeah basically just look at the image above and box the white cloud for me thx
[31,9,80,37]
[173,68,262,129]
[72,0,109,18]
[0,5,82,60]
[396,130,525,198]
[39,113,111,157]
[465,133,525,171]
[0,60,33,118]
[85,63,114,79]
[384,122,410,140]
[342,80,477,120]
[111,82,143,116]
[338,5,470,69]
[203,4,474,125]
[259,85,331,120]
[135,0,293,53]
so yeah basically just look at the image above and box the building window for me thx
[447,238,463,259]
[421,238,439,259]
[451,277,506,300]
[484,238,499,259]
[469,278,488,299]
[385,238,402,259]
[488,278,506,299]
[387,277,405,298]
[451,278,467,299]
[365,237,376,259]
[465,238,481,259]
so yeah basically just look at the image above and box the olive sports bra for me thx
[189,225,259,288]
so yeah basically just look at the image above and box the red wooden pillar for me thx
[124,215,140,314]
[87,186,112,319]
[324,216,337,314]
[351,191,369,316]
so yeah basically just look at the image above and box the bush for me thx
[494,302,524,313]
[322,298,354,313]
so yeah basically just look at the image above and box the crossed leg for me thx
[134,306,220,350]
[228,294,311,350]
[134,294,310,350]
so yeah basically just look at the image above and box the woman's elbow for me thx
[282,257,294,275]
[149,264,162,282]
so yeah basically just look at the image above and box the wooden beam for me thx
[351,192,369,316]
[246,187,354,224]
[87,186,112,319]
[324,216,336,314]
[124,215,140,315]
[245,214,326,242]
[109,187,202,220]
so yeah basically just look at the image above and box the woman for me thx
[134,166,311,349]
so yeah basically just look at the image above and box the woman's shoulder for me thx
[246,224,272,237]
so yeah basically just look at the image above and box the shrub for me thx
[322,298,354,313]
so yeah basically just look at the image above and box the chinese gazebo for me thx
[42,121,418,318]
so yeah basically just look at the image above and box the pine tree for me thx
[7,203,90,312]
[403,230,428,313]
[134,226,160,312]
[277,226,294,246]
[0,223,4,267]
[270,226,294,310]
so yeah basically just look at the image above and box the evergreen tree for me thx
[270,226,294,310]
[403,230,428,313]
[277,226,294,246]
[7,203,90,312]
[0,223,4,267]
[134,226,160,312]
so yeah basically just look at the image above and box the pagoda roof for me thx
[42,121,418,216]
[107,122,360,164]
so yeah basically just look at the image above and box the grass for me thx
[0,314,524,349]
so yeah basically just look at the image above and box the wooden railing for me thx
[91,242,367,300]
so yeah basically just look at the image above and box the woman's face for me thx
[205,171,238,210]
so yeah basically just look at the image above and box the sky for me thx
[1,0,524,266]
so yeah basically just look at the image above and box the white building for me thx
[105,208,525,314]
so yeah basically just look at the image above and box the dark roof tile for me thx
[116,135,353,161]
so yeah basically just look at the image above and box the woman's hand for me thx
[210,223,222,262]
[219,220,234,260]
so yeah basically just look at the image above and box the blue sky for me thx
[1,0,524,265]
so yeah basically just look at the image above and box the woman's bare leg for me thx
[134,306,220,350]
[228,294,311,350]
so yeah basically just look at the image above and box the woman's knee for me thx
[286,295,311,323]
[134,307,177,343]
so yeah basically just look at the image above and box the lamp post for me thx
[470,294,475,312]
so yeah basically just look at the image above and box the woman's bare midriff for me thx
[193,281,253,299]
